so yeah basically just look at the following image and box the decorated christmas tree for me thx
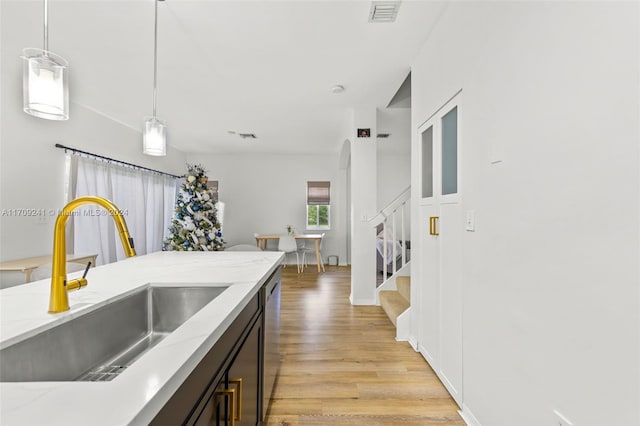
[163,164,224,251]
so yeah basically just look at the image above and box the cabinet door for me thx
[193,381,227,426]
[228,317,262,426]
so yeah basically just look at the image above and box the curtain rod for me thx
[55,143,181,179]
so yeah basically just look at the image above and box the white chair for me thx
[301,233,325,272]
[278,235,302,273]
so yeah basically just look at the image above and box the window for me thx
[307,181,330,230]
[70,155,178,265]
[307,204,330,229]
[206,180,224,231]
[206,180,219,202]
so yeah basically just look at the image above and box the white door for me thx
[417,94,463,406]
[418,124,439,366]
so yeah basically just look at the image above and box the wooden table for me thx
[255,234,324,272]
[0,253,98,283]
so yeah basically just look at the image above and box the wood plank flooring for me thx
[265,266,464,426]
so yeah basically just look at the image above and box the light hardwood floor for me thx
[265,266,464,426]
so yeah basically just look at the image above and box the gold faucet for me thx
[49,196,136,313]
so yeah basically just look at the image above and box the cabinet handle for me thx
[229,377,242,421]
[214,389,236,426]
[429,216,440,236]
[229,378,243,421]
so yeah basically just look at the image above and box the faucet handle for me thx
[82,261,92,278]
[66,277,88,291]
[67,261,91,291]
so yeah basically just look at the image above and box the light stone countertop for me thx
[0,250,284,426]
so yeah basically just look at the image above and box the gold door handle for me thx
[429,216,440,236]
[214,389,236,426]
[229,378,243,421]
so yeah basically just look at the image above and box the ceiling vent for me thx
[238,133,257,139]
[368,1,401,23]
[377,133,391,138]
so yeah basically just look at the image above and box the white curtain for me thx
[73,156,178,265]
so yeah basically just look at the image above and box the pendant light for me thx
[22,0,69,121]
[143,0,167,156]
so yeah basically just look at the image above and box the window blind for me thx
[307,181,330,205]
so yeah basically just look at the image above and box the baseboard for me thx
[376,278,397,293]
[418,343,435,365]
[408,335,418,351]
[459,404,481,426]
[350,297,377,305]
[395,307,410,341]
[439,371,462,407]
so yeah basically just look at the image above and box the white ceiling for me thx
[2,0,446,154]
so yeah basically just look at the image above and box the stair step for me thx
[379,290,410,327]
[396,276,410,303]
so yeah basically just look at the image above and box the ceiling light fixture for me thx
[22,0,69,120]
[331,85,345,94]
[143,0,166,156]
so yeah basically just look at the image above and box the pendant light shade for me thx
[22,48,69,120]
[143,117,167,156]
[22,0,69,121]
[143,0,167,156]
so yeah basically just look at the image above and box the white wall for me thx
[377,154,410,211]
[349,107,378,304]
[0,5,187,269]
[187,153,348,266]
[411,2,639,425]
[377,107,411,210]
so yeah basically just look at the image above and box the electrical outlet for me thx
[553,410,573,426]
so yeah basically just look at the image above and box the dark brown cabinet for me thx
[150,267,281,426]
[228,317,262,425]
[192,315,262,426]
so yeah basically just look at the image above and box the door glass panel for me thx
[421,126,433,198]
[442,106,458,195]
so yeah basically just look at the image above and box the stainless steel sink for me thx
[0,285,229,382]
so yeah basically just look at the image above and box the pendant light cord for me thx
[152,0,159,118]
[43,0,49,52]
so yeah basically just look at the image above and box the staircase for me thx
[378,275,411,341]
[368,186,412,341]
[369,186,411,279]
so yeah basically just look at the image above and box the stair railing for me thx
[368,186,411,278]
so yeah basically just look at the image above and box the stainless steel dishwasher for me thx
[263,268,281,420]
